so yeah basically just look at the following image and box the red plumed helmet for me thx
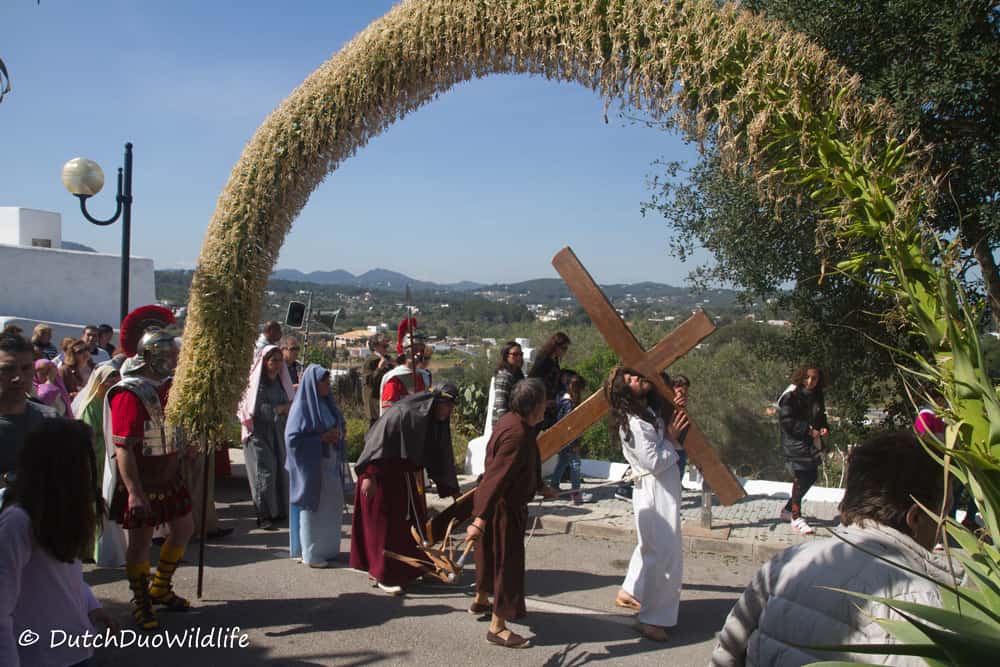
[120,305,175,356]
[396,317,417,355]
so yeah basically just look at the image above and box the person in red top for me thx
[105,307,193,631]
[915,388,978,536]
[379,338,430,415]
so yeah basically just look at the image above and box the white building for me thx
[0,207,156,341]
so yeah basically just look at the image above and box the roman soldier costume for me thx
[104,305,192,630]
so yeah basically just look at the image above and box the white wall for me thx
[0,207,62,248]
[0,244,155,327]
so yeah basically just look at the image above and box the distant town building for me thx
[334,329,372,347]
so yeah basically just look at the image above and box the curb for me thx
[526,508,789,563]
[531,506,796,563]
[230,450,795,563]
[537,516,794,563]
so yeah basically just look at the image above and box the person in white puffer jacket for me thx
[711,431,962,667]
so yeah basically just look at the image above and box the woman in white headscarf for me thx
[72,363,122,564]
[73,365,120,479]
[237,344,295,530]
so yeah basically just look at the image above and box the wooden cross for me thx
[425,247,745,543]
[543,247,744,503]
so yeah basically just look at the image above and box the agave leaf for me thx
[797,641,944,659]
[869,618,950,667]
[890,608,998,665]
[823,588,1000,648]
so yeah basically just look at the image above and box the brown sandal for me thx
[615,594,641,611]
[468,601,493,614]
[634,621,669,642]
[486,630,531,648]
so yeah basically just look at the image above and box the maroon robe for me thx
[350,458,429,585]
[472,411,542,620]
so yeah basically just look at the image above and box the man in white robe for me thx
[604,366,689,642]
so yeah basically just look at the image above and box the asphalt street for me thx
[82,478,759,666]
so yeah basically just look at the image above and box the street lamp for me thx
[61,142,134,323]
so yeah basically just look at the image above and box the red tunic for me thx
[349,458,428,586]
[381,372,426,407]
[109,384,190,528]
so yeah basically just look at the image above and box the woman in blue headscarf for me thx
[285,365,347,568]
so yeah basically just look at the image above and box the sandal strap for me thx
[128,575,158,630]
[149,587,192,610]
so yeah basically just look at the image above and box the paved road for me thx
[83,477,759,666]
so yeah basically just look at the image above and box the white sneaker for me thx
[779,509,793,521]
[790,517,815,535]
[377,582,403,595]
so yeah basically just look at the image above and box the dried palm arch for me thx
[169,0,933,437]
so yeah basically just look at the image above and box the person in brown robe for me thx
[467,378,556,649]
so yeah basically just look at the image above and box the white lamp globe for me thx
[61,158,105,197]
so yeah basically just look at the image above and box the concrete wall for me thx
[0,243,155,327]
[0,207,62,248]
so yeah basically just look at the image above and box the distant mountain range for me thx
[270,268,483,292]
[265,268,736,304]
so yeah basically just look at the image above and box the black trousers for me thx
[783,467,818,518]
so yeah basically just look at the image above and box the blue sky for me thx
[0,1,708,285]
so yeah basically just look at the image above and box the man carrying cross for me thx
[605,366,689,642]
[423,247,744,549]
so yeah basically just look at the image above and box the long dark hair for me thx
[495,340,525,378]
[790,364,825,392]
[539,332,571,358]
[6,420,103,562]
[604,366,659,444]
[563,371,586,405]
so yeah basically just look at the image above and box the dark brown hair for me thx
[0,332,32,355]
[7,420,104,562]
[790,364,824,391]
[839,431,947,534]
[62,339,89,368]
[539,331,571,357]
[604,366,660,444]
[495,340,525,376]
[563,370,586,405]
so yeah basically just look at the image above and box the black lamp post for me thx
[61,142,134,323]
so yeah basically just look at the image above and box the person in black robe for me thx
[466,378,556,649]
[349,384,460,594]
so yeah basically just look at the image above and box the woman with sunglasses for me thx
[58,340,91,400]
[491,341,526,427]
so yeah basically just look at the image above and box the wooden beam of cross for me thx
[424,247,745,543]
[548,246,744,505]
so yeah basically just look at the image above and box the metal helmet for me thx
[119,305,177,378]
[136,328,178,379]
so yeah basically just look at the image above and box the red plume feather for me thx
[396,317,417,355]
[120,305,175,356]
